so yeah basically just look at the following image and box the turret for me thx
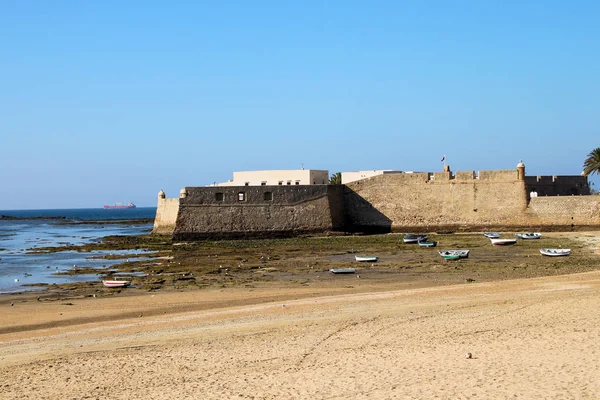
[179,188,188,198]
[517,160,525,181]
[158,189,166,199]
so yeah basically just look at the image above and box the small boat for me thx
[438,250,469,260]
[484,232,500,239]
[355,255,378,262]
[490,238,517,246]
[516,232,541,239]
[418,240,438,248]
[404,234,428,244]
[102,280,130,288]
[330,268,356,274]
[540,248,571,257]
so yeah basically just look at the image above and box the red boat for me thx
[104,202,136,209]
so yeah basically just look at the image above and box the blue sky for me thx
[1,1,599,209]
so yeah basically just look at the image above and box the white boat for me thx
[484,232,500,239]
[418,240,437,248]
[102,280,130,288]
[330,268,356,274]
[516,232,541,239]
[438,250,470,260]
[403,234,428,243]
[490,238,517,246]
[540,248,571,257]
[355,255,378,262]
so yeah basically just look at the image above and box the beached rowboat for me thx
[403,234,428,243]
[355,256,378,262]
[540,248,570,257]
[418,240,437,247]
[516,232,541,239]
[438,250,469,260]
[330,268,356,274]
[484,232,500,239]
[102,280,130,288]
[490,238,517,246]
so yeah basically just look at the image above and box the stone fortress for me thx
[153,162,599,240]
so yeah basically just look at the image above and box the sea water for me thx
[0,208,156,293]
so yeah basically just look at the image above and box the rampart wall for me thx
[152,168,598,239]
[152,198,180,235]
[525,196,600,228]
[344,170,528,232]
[172,185,345,240]
[525,175,590,196]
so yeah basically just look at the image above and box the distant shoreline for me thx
[0,215,66,221]
[0,215,154,224]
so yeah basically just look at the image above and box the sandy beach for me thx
[2,234,600,399]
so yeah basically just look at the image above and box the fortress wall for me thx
[478,170,519,181]
[152,198,180,235]
[345,173,528,231]
[172,185,344,240]
[525,175,590,196]
[525,196,600,226]
[455,171,475,181]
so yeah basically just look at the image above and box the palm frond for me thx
[583,147,600,176]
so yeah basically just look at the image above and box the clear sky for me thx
[1,1,599,209]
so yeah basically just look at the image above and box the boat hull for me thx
[102,280,130,288]
[516,233,541,239]
[355,256,378,262]
[484,232,500,239]
[490,238,517,246]
[404,234,428,244]
[540,249,570,257]
[330,268,356,274]
[104,202,136,209]
[438,250,469,259]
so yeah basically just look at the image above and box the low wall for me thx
[525,196,600,228]
[152,198,180,235]
[172,185,345,240]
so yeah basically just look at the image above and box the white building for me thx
[214,169,329,186]
[341,170,404,184]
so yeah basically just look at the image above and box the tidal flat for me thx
[12,231,600,303]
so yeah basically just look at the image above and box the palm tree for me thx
[583,147,600,176]
[329,172,342,185]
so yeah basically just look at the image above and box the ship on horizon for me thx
[103,202,136,209]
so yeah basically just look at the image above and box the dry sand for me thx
[2,234,600,399]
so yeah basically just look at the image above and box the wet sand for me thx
[1,233,600,399]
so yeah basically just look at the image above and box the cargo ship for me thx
[103,202,136,209]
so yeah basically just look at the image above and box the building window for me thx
[261,181,267,186]
[215,192,224,202]
[244,182,249,186]
[278,181,283,185]
[238,192,245,201]
[263,192,273,201]
[295,181,300,185]
[287,181,291,185]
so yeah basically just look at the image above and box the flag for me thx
[441,155,446,162]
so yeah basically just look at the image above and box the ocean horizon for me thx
[0,207,157,221]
